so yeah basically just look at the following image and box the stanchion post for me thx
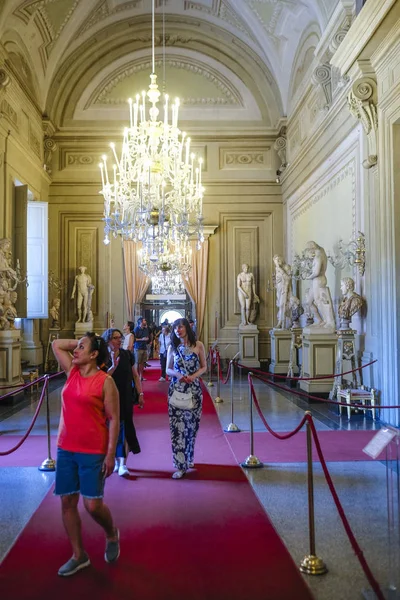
[224,360,240,432]
[299,413,327,575]
[241,373,263,469]
[215,351,223,403]
[207,348,214,387]
[39,375,56,472]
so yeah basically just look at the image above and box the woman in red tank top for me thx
[52,332,120,577]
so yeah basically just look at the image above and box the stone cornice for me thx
[314,0,354,63]
[281,90,355,198]
[330,0,397,75]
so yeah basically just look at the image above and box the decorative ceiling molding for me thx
[94,57,241,107]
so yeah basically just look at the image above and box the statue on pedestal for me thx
[237,263,259,326]
[49,298,61,329]
[71,266,95,323]
[304,241,335,330]
[273,255,292,329]
[0,239,25,331]
[338,277,364,330]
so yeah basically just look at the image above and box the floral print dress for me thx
[168,345,203,472]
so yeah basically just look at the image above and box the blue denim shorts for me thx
[54,448,106,499]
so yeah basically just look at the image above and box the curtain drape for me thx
[123,240,150,321]
[182,239,209,340]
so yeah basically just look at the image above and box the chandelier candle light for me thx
[99,0,204,276]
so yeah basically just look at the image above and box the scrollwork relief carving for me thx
[311,63,332,111]
[347,77,378,169]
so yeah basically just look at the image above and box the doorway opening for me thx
[160,309,185,325]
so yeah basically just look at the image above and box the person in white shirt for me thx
[158,325,171,381]
[122,321,135,354]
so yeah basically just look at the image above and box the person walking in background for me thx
[52,333,120,576]
[166,318,207,479]
[134,318,150,381]
[102,328,144,477]
[122,321,135,354]
[158,324,171,381]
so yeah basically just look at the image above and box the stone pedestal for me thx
[269,328,295,375]
[288,327,302,378]
[330,329,360,400]
[45,328,60,372]
[74,321,93,339]
[238,324,260,368]
[0,329,23,391]
[21,319,43,366]
[300,329,337,394]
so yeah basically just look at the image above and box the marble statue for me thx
[71,266,94,323]
[338,277,364,330]
[304,241,335,330]
[289,294,304,328]
[0,238,17,282]
[237,263,259,326]
[303,288,314,326]
[4,290,17,329]
[273,255,292,329]
[49,298,61,329]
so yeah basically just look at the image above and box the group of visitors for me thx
[52,316,206,577]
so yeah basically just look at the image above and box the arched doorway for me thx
[160,309,185,325]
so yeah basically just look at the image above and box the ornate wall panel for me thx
[60,212,102,329]
[219,146,271,170]
[220,212,273,331]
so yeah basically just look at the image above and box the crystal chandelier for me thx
[99,0,204,276]
[151,272,186,295]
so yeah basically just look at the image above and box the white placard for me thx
[363,427,398,459]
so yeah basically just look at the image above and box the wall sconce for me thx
[326,232,366,276]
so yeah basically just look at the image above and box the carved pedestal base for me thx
[300,331,337,395]
[288,327,302,378]
[0,329,23,392]
[238,324,260,369]
[269,328,294,375]
[330,329,360,400]
[74,321,93,339]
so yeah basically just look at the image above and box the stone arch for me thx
[45,16,283,128]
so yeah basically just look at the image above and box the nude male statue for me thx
[237,263,259,326]
[304,241,335,329]
[71,266,94,323]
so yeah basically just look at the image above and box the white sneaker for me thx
[118,464,129,477]
[113,461,120,473]
[172,470,186,479]
[159,377,166,381]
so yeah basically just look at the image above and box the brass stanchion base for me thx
[215,396,223,403]
[39,457,56,472]
[224,423,241,433]
[241,455,264,468]
[299,554,328,576]
[207,382,214,387]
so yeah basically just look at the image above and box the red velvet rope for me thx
[0,377,49,456]
[251,370,400,410]
[249,376,307,439]
[237,359,378,382]
[306,416,385,600]
[246,374,384,599]
[0,371,64,401]
[221,359,232,385]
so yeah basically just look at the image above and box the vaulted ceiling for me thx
[0,0,341,131]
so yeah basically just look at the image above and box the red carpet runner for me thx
[0,362,313,600]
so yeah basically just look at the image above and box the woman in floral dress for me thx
[166,318,207,479]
